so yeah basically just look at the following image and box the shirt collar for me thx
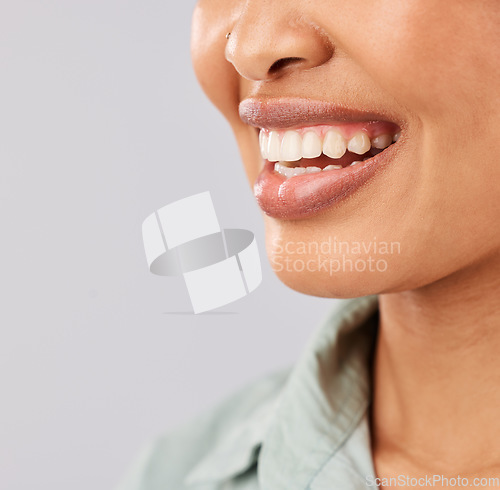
[184,388,281,486]
[184,296,379,489]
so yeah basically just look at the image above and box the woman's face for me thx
[191,0,500,298]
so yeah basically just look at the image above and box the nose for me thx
[225,2,334,81]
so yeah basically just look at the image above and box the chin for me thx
[264,224,460,299]
[271,261,389,299]
[266,242,401,299]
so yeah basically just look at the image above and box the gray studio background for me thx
[0,2,336,489]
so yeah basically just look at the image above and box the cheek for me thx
[192,1,261,183]
[233,126,262,185]
[191,0,241,124]
[335,0,500,117]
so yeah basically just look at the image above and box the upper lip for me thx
[239,97,402,130]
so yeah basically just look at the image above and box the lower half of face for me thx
[193,0,500,298]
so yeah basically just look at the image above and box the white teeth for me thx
[274,162,286,176]
[274,162,352,179]
[302,131,322,159]
[371,134,392,150]
[350,160,363,166]
[260,128,399,162]
[274,163,306,178]
[347,132,371,155]
[267,131,281,162]
[323,130,347,159]
[281,131,303,162]
[259,131,269,159]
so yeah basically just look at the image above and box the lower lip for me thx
[254,144,398,220]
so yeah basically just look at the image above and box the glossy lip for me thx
[254,143,399,220]
[240,97,404,220]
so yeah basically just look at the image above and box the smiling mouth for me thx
[259,123,400,178]
[239,97,404,220]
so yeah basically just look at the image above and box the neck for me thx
[372,254,500,477]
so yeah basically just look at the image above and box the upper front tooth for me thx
[371,134,392,150]
[348,132,371,155]
[259,131,269,159]
[267,131,281,162]
[280,131,303,162]
[302,131,322,159]
[323,130,347,159]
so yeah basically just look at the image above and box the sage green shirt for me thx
[116,296,379,489]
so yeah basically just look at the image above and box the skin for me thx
[191,0,500,487]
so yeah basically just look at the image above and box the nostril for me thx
[268,57,304,75]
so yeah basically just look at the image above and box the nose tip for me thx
[225,7,333,82]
